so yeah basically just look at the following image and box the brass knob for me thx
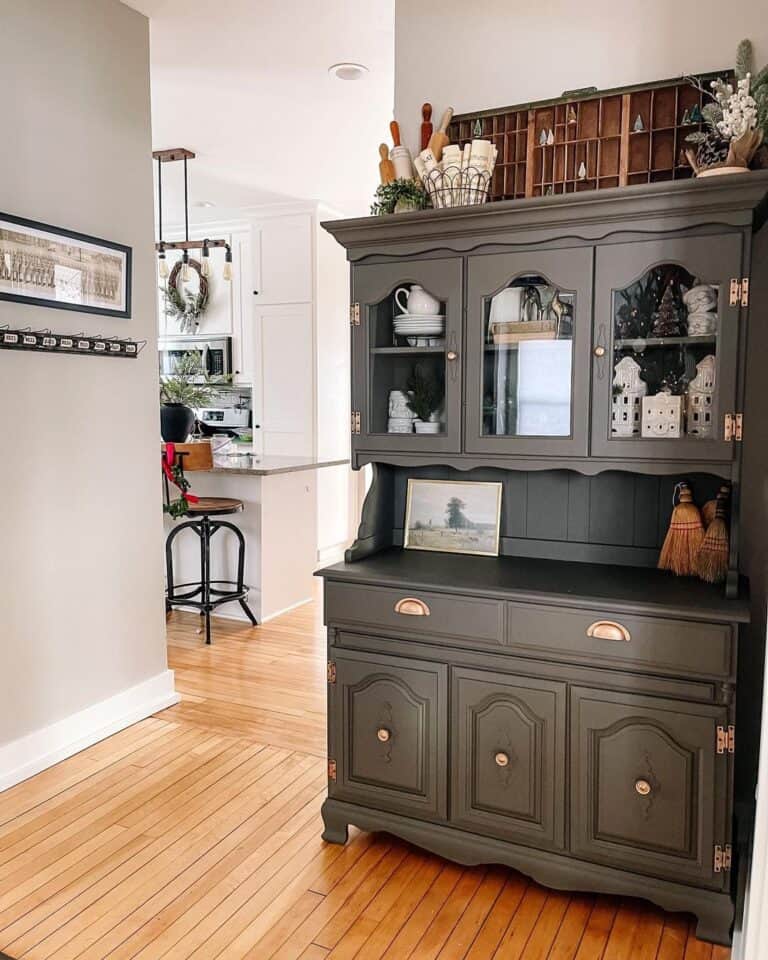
[377,727,391,743]
[447,350,458,361]
[586,620,631,642]
[494,751,510,767]
[635,779,652,797]
[593,345,606,358]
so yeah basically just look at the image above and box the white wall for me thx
[0,0,175,785]
[394,0,768,152]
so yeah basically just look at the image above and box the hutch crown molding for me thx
[318,172,768,945]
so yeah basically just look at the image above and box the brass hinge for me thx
[716,724,735,754]
[328,759,337,781]
[327,661,336,683]
[729,278,750,307]
[724,413,744,441]
[350,302,360,326]
[351,410,361,435]
[714,843,733,873]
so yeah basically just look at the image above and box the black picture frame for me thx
[0,212,132,319]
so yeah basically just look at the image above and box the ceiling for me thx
[125,0,395,218]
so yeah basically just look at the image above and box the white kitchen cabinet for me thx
[252,214,312,304]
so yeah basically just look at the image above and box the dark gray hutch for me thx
[317,173,768,944]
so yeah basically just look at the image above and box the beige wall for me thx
[0,0,169,748]
[394,0,768,152]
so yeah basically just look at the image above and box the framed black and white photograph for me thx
[0,213,131,318]
[404,478,503,557]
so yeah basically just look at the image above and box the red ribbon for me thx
[162,443,199,504]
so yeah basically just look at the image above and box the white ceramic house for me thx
[642,389,683,438]
[611,356,647,436]
[686,354,716,438]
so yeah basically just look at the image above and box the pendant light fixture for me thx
[153,148,233,281]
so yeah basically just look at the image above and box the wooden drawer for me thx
[325,581,504,645]
[328,649,447,821]
[570,686,729,888]
[505,602,733,679]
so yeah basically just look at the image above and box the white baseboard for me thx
[261,596,312,623]
[0,670,180,793]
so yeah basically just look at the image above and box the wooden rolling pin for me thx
[428,107,453,162]
[378,143,395,184]
[390,120,401,147]
[420,103,433,151]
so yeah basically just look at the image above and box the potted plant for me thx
[406,363,443,434]
[370,179,430,216]
[159,352,229,442]
[686,40,768,176]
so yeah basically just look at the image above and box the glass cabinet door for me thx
[591,235,742,461]
[351,258,463,453]
[465,248,594,457]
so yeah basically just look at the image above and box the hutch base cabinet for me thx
[319,173,768,946]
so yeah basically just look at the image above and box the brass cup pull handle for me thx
[593,345,606,358]
[635,778,652,797]
[494,751,510,767]
[377,727,391,743]
[586,620,631,642]
[394,597,431,617]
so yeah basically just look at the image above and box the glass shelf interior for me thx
[482,275,575,437]
[611,264,718,441]
[369,285,447,436]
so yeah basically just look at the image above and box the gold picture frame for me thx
[403,478,503,557]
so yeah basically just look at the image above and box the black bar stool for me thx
[163,442,258,644]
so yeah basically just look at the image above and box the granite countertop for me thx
[209,455,349,477]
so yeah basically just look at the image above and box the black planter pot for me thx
[160,403,195,443]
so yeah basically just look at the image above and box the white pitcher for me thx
[394,284,441,316]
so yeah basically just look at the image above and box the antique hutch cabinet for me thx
[318,173,768,944]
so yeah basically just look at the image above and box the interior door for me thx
[465,247,594,457]
[571,686,730,888]
[328,649,448,821]
[451,668,566,850]
[591,233,743,460]
[352,258,463,454]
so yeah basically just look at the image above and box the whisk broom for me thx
[697,489,730,584]
[702,485,730,528]
[658,482,705,576]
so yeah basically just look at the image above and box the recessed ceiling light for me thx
[328,62,369,81]
[193,200,216,208]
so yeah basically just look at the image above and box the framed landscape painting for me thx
[0,213,131,318]
[404,479,503,557]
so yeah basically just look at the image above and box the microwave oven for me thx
[158,336,233,378]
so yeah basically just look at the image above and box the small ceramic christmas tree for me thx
[651,284,684,337]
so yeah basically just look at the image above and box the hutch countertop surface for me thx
[208,455,349,476]
[318,547,750,623]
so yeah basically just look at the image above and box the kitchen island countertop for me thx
[208,455,349,477]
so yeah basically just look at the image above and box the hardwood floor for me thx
[0,603,731,959]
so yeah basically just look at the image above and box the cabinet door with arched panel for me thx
[451,668,566,851]
[465,248,594,457]
[352,259,462,454]
[591,234,743,460]
[570,686,730,888]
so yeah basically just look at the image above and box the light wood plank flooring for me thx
[0,603,731,959]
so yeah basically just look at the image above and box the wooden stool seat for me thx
[186,497,243,516]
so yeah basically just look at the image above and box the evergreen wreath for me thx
[162,258,210,331]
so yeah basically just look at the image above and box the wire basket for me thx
[421,164,492,209]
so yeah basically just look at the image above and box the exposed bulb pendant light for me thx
[153,147,234,282]
[158,241,169,279]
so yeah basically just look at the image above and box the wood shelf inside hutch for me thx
[449,72,729,201]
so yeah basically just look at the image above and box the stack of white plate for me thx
[387,418,414,433]
[393,313,445,338]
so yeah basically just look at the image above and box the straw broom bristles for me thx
[697,492,730,584]
[658,483,705,576]
[702,485,730,528]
